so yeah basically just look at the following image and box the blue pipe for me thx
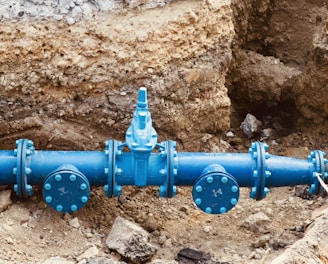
[28,151,107,186]
[0,87,327,214]
[176,153,315,187]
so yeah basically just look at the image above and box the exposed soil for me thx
[0,0,328,263]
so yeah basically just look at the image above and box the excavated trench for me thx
[227,0,328,140]
[0,0,328,263]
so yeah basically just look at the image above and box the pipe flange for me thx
[158,141,177,198]
[104,140,123,197]
[168,140,177,198]
[308,150,328,195]
[249,142,271,200]
[192,164,240,214]
[13,139,35,197]
[104,140,114,197]
[43,164,90,213]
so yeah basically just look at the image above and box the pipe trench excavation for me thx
[2,87,328,214]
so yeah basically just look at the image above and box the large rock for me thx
[106,216,157,263]
[269,204,328,263]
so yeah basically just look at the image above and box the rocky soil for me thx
[0,0,328,263]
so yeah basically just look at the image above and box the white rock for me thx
[242,212,272,235]
[106,216,157,263]
[202,225,212,233]
[69,217,80,228]
[80,3,95,19]
[76,246,99,262]
[71,6,82,19]
[66,17,75,25]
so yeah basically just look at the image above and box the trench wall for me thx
[0,0,233,150]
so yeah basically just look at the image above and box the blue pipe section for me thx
[177,152,317,187]
[0,87,327,214]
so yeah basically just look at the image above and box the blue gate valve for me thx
[0,87,327,214]
[125,87,158,187]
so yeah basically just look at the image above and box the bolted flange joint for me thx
[14,139,35,197]
[308,150,327,195]
[104,140,123,197]
[248,142,271,200]
[158,140,177,198]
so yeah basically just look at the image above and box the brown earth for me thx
[0,0,328,263]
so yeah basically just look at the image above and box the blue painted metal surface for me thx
[0,87,327,214]
[192,164,240,214]
[43,164,90,212]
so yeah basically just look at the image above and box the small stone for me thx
[5,237,14,244]
[157,232,167,245]
[143,215,158,232]
[261,128,276,140]
[38,201,48,209]
[202,225,211,233]
[179,205,190,215]
[240,113,262,138]
[76,246,99,262]
[163,238,172,247]
[270,238,293,250]
[253,234,271,248]
[72,6,83,21]
[295,185,313,200]
[226,131,234,137]
[176,248,212,263]
[0,190,12,212]
[242,212,272,235]
[85,232,94,238]
[69,217,80,228]
[66,17,75,25]
[265,207,273,216]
